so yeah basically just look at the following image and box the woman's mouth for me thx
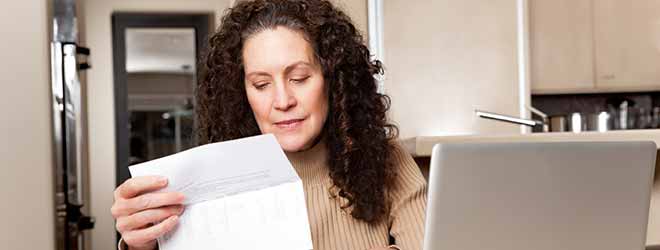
[274,118,305,130]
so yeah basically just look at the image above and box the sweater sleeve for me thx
[387,143,428,250]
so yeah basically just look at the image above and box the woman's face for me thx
[242,27,328,152]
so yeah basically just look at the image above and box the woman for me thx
[111,0,427,249]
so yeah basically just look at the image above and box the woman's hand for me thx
[111,176,185,250]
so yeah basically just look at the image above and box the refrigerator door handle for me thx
[50,42,68,250]
[62,43,95,250]
[63,44,84,207]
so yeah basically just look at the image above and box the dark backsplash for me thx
[532,92,659,116]
[531,91,660,132]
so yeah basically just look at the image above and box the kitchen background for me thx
[528,0,660,133]
[2,0,660,249]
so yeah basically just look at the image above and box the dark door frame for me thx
[111,12,211,188]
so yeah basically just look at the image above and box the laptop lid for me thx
[423,141,656,250]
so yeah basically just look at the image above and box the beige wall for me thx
[383,0,521,138]
[0,0,55,249]
[332,0,368,37]
[84,1,366,250]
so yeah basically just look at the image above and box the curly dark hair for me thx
[196,0,399,224]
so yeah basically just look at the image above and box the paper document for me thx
[129,134,313,250]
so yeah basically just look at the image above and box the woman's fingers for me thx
[122,215,180,248]
[111,176,185,250]
[114,176,168,200]
[116,205,184,233]
[111,191,185,218]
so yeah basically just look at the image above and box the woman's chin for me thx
[274,134,312,153]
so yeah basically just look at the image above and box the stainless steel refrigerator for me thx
[50,0,94,249]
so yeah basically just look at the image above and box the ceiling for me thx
[125,28,196,74]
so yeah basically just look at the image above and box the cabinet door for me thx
[594,0,660,90]
[530,0,595,94]
[383,0,521,137]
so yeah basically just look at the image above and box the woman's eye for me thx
[290,76,310,84]
[254,82,270,90]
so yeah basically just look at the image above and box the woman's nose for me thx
[273,82,297,111]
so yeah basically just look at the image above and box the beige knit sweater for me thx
[285,141,427,250]
[120,141,427,250]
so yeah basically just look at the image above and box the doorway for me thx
[112,13,212,187]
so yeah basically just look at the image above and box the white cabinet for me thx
[593,0,660,91]
[531,0,660,94]
[530,0,595,93]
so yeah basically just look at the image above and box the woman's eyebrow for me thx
[245,61,313,80]
[245,71,271,80]
[284,61,312,75]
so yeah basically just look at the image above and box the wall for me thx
[383,0,521,138]
[83,1,366,250]
[0,0,55,249]
[332,0,368,37]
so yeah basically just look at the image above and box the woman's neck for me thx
[285,136,328,185]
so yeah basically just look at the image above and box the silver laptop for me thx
[423,141,656,250]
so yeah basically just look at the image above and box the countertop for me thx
[403,129,660,157]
